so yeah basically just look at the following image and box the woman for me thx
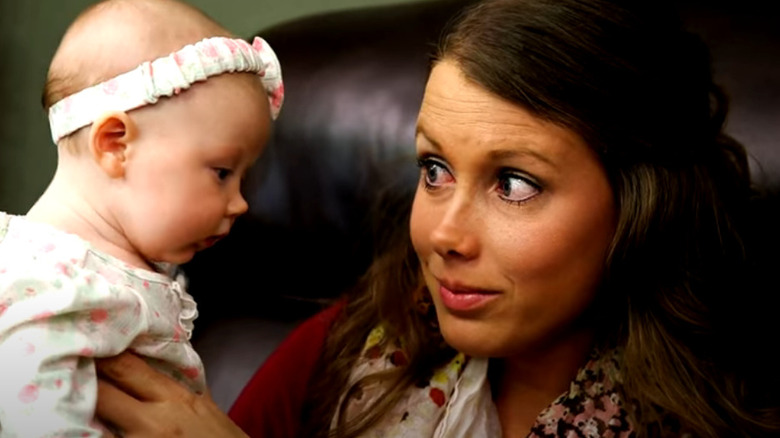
[96,0,779,436]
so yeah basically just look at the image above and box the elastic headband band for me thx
[48,36,284,144]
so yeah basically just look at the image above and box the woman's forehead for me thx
[419,61,587,158]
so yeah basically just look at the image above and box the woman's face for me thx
[410,60,616,359]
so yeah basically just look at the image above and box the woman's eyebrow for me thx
[415,128,443,152]
[487,148,558,170]
[417,127,557,170]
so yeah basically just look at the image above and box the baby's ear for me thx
[88,111,137,178]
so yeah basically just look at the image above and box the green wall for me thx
[0,0,428,214]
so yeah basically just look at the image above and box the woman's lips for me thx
[437,280,500,314]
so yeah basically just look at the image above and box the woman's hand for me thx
[96,352,249,438]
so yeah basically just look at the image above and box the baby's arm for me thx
[0,274,148,437]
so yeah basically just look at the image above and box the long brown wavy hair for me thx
[300,1,780,436]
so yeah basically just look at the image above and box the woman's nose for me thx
[429,200,479,261]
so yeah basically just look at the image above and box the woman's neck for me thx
[489,327,594,438]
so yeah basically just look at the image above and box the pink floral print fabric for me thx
[0,213,205,437]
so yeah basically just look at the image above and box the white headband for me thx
[47,36,284,144]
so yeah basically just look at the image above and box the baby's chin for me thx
[146,248,197,267]
[147,235,228,266]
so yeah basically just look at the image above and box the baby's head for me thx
[42,0,283,266]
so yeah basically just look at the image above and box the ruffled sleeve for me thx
[170,273,198,340]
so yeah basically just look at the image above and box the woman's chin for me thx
[438,316,513,358]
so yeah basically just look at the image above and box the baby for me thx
[0,0,283,436]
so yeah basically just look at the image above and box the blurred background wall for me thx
[0,0,432,214]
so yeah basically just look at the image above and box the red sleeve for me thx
[228,303,343,438]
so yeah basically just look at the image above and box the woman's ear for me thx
[88,111,137,178]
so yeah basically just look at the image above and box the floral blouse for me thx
[334,325,634,438]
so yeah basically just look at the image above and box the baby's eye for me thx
[496,172,540,204]
[417,158,454,189]
[213,168,232,181]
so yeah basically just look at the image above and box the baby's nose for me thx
[227,192,249,217]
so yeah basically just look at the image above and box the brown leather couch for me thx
[183,0,780,411]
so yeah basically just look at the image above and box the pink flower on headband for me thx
[102,79,119,95]
[203,42,219,58]
[270,84,284,112]
[224,39,239,54]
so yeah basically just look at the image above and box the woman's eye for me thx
[496,173,540,204]
[213,168,232,181]
[417,158,454,188]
